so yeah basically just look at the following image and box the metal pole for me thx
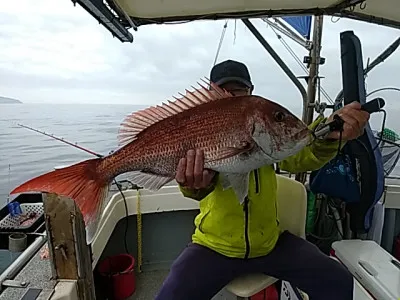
[304,15,324,125]
[295,15,324,183]
[0,232,47,292]
[241,18,308,108]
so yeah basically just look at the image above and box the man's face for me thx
[219,81,252,96]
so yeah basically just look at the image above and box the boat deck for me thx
[0,243,236,300]
[0,244,56,300]
[130,271,235,300]
[2,176,398,299]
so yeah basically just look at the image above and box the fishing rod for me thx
[16,123,104,158]
[14,123,131,188]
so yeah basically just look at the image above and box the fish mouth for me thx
[290,127,312,141]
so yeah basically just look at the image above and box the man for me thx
[155,60,369,300]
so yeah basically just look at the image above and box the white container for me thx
[332,239,400,300]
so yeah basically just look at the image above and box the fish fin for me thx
[9,158,109,244]
[220,172,250,204]
[127,171,173,191]
[206,141,255,163]
[117,78,233,147]
[220,173,232,190]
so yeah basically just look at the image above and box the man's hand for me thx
[325,101,370,141]
[175,149,216,189]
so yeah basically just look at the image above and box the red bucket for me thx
[97,254,136,300]
[250,285,278,300]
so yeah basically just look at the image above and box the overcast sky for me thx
[1,0,400,118]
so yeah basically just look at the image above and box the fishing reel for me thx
[313,97,386,139]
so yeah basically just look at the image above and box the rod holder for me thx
[8,233,28,252]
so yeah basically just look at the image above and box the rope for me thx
[213,20,228,66]
[136,189,143,273]
[268,24,334,104]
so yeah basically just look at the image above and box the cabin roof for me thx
[74,0,400,43]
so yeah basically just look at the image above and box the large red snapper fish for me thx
[10,79,312,243]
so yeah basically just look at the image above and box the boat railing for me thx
[0,232,47,292]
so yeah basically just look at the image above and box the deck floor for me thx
[130,270,236,300]
[0,243,236,300]
[129,270,169,300]
[0,243,56,300]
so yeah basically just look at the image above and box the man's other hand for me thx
[326,101,370,141]
[175,149,216,189]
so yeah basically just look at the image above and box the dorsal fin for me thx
[117,78,233,147]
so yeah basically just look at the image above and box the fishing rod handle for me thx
[361,97,385,114]
[313,97,385,138]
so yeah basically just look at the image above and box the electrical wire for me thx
[113,179,130,254]
[367,86,400,97]
[213,20,228,66]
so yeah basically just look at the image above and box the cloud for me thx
[1,0,400,120]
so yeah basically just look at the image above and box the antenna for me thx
[7,164,11,204]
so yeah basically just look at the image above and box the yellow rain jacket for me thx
[179,117,342,259]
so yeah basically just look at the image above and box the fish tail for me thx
[10,158,110,244]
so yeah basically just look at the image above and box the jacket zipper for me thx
[243,196,250,259]
[254,169,259,193]
[243,170,260,259]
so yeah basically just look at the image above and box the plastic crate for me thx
[0,202,44,231]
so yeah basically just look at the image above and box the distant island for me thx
[0,96,22,104]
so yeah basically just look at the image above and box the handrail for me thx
[0,231,47,292]
[241,19,308,113]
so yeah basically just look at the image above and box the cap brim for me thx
[214,77,252,88]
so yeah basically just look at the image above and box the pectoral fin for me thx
[220,172,250,204]
[206,141,255,163]
[126,171,174,191]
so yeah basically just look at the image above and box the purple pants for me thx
[155,231,353,300]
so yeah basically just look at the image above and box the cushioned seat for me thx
[224,174,308,299]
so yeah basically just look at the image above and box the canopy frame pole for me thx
[241,18,308,116]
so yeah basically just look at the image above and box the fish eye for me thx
[274,111,285,122]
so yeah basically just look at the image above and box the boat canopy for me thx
[75,0,400,42]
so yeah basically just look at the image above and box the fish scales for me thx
[98,97,252,178]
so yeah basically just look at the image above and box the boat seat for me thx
[225,174,309,299]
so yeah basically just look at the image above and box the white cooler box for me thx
[332,239,400,300]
